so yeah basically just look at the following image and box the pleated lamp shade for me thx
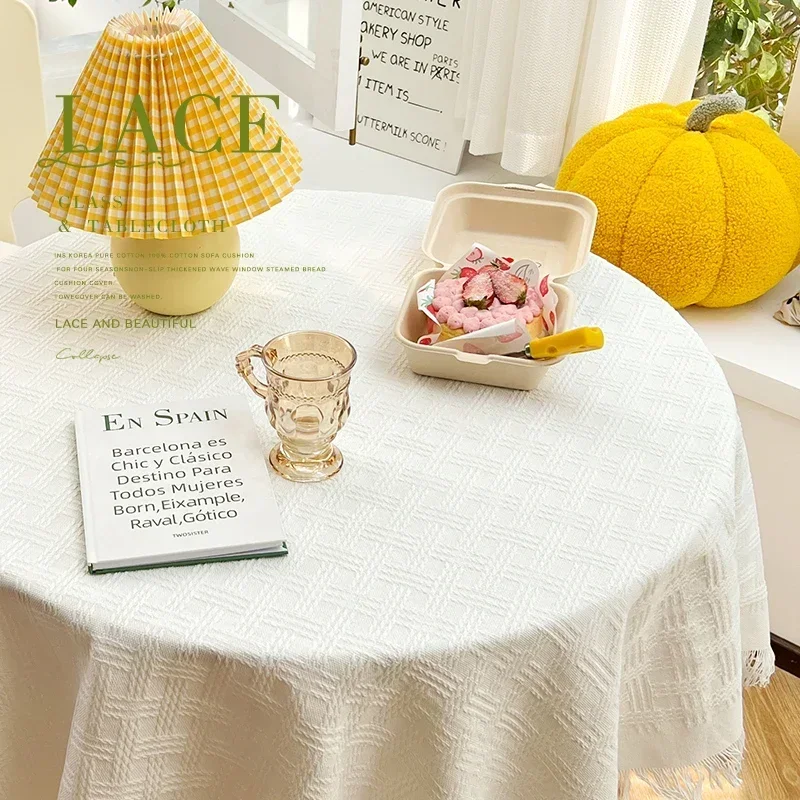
[29,8,302,239]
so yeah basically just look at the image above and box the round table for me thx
[0,191,772,800]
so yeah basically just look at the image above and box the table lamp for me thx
[29,8,302,316]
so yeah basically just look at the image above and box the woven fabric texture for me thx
[0,191,771,800]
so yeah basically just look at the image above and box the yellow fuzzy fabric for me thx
[556,100,800,308]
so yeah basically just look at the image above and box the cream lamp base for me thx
[111,226,240,316]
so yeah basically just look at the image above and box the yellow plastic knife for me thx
[524,327,605,360]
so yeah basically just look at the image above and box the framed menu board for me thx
[314,0,468,174]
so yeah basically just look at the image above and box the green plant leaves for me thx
[696,0,800,129]
[758,49,779,78]
[53,0,183,6]
[739,16,758,51]
[704,16,730,59]
[717,52,731,82]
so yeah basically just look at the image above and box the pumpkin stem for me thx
[686,93,746,133]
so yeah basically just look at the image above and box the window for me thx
[696,0,800,131]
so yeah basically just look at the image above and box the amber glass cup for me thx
[236,331,356,482]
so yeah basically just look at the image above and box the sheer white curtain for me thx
[457,0,713,176]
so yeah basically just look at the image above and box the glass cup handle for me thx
[235,345,270,399]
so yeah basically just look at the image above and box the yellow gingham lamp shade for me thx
[29,9,302,239]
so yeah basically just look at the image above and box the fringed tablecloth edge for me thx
[618,647,775,800]
[742,647,775,688]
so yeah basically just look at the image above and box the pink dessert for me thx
[429,276,545,340]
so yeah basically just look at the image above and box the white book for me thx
[75,395,287,574]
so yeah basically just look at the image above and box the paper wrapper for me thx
[417,243,558,355]
[775,291,800,326]
[29,8,302,239]
[440,244,513,278]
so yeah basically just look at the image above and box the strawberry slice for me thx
[460,266,478,279]
[462,273,495,309]
[490,270,527,306]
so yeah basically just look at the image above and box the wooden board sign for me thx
[314,0,467,174]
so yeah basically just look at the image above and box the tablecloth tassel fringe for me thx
[618,734,744,800]
[617,649,774,800]
[742,647,775,688]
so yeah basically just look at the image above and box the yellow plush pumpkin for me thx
[556,95,800,308]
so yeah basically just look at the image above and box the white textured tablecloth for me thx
[0,191,772,800]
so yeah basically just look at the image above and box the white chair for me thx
[0,0,47,251]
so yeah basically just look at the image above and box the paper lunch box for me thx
[394,182,598,391]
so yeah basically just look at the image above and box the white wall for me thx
[736,395,800,645]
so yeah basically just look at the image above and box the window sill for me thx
[680,267,800,421]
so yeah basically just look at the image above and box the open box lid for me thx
[422,182,597,280]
